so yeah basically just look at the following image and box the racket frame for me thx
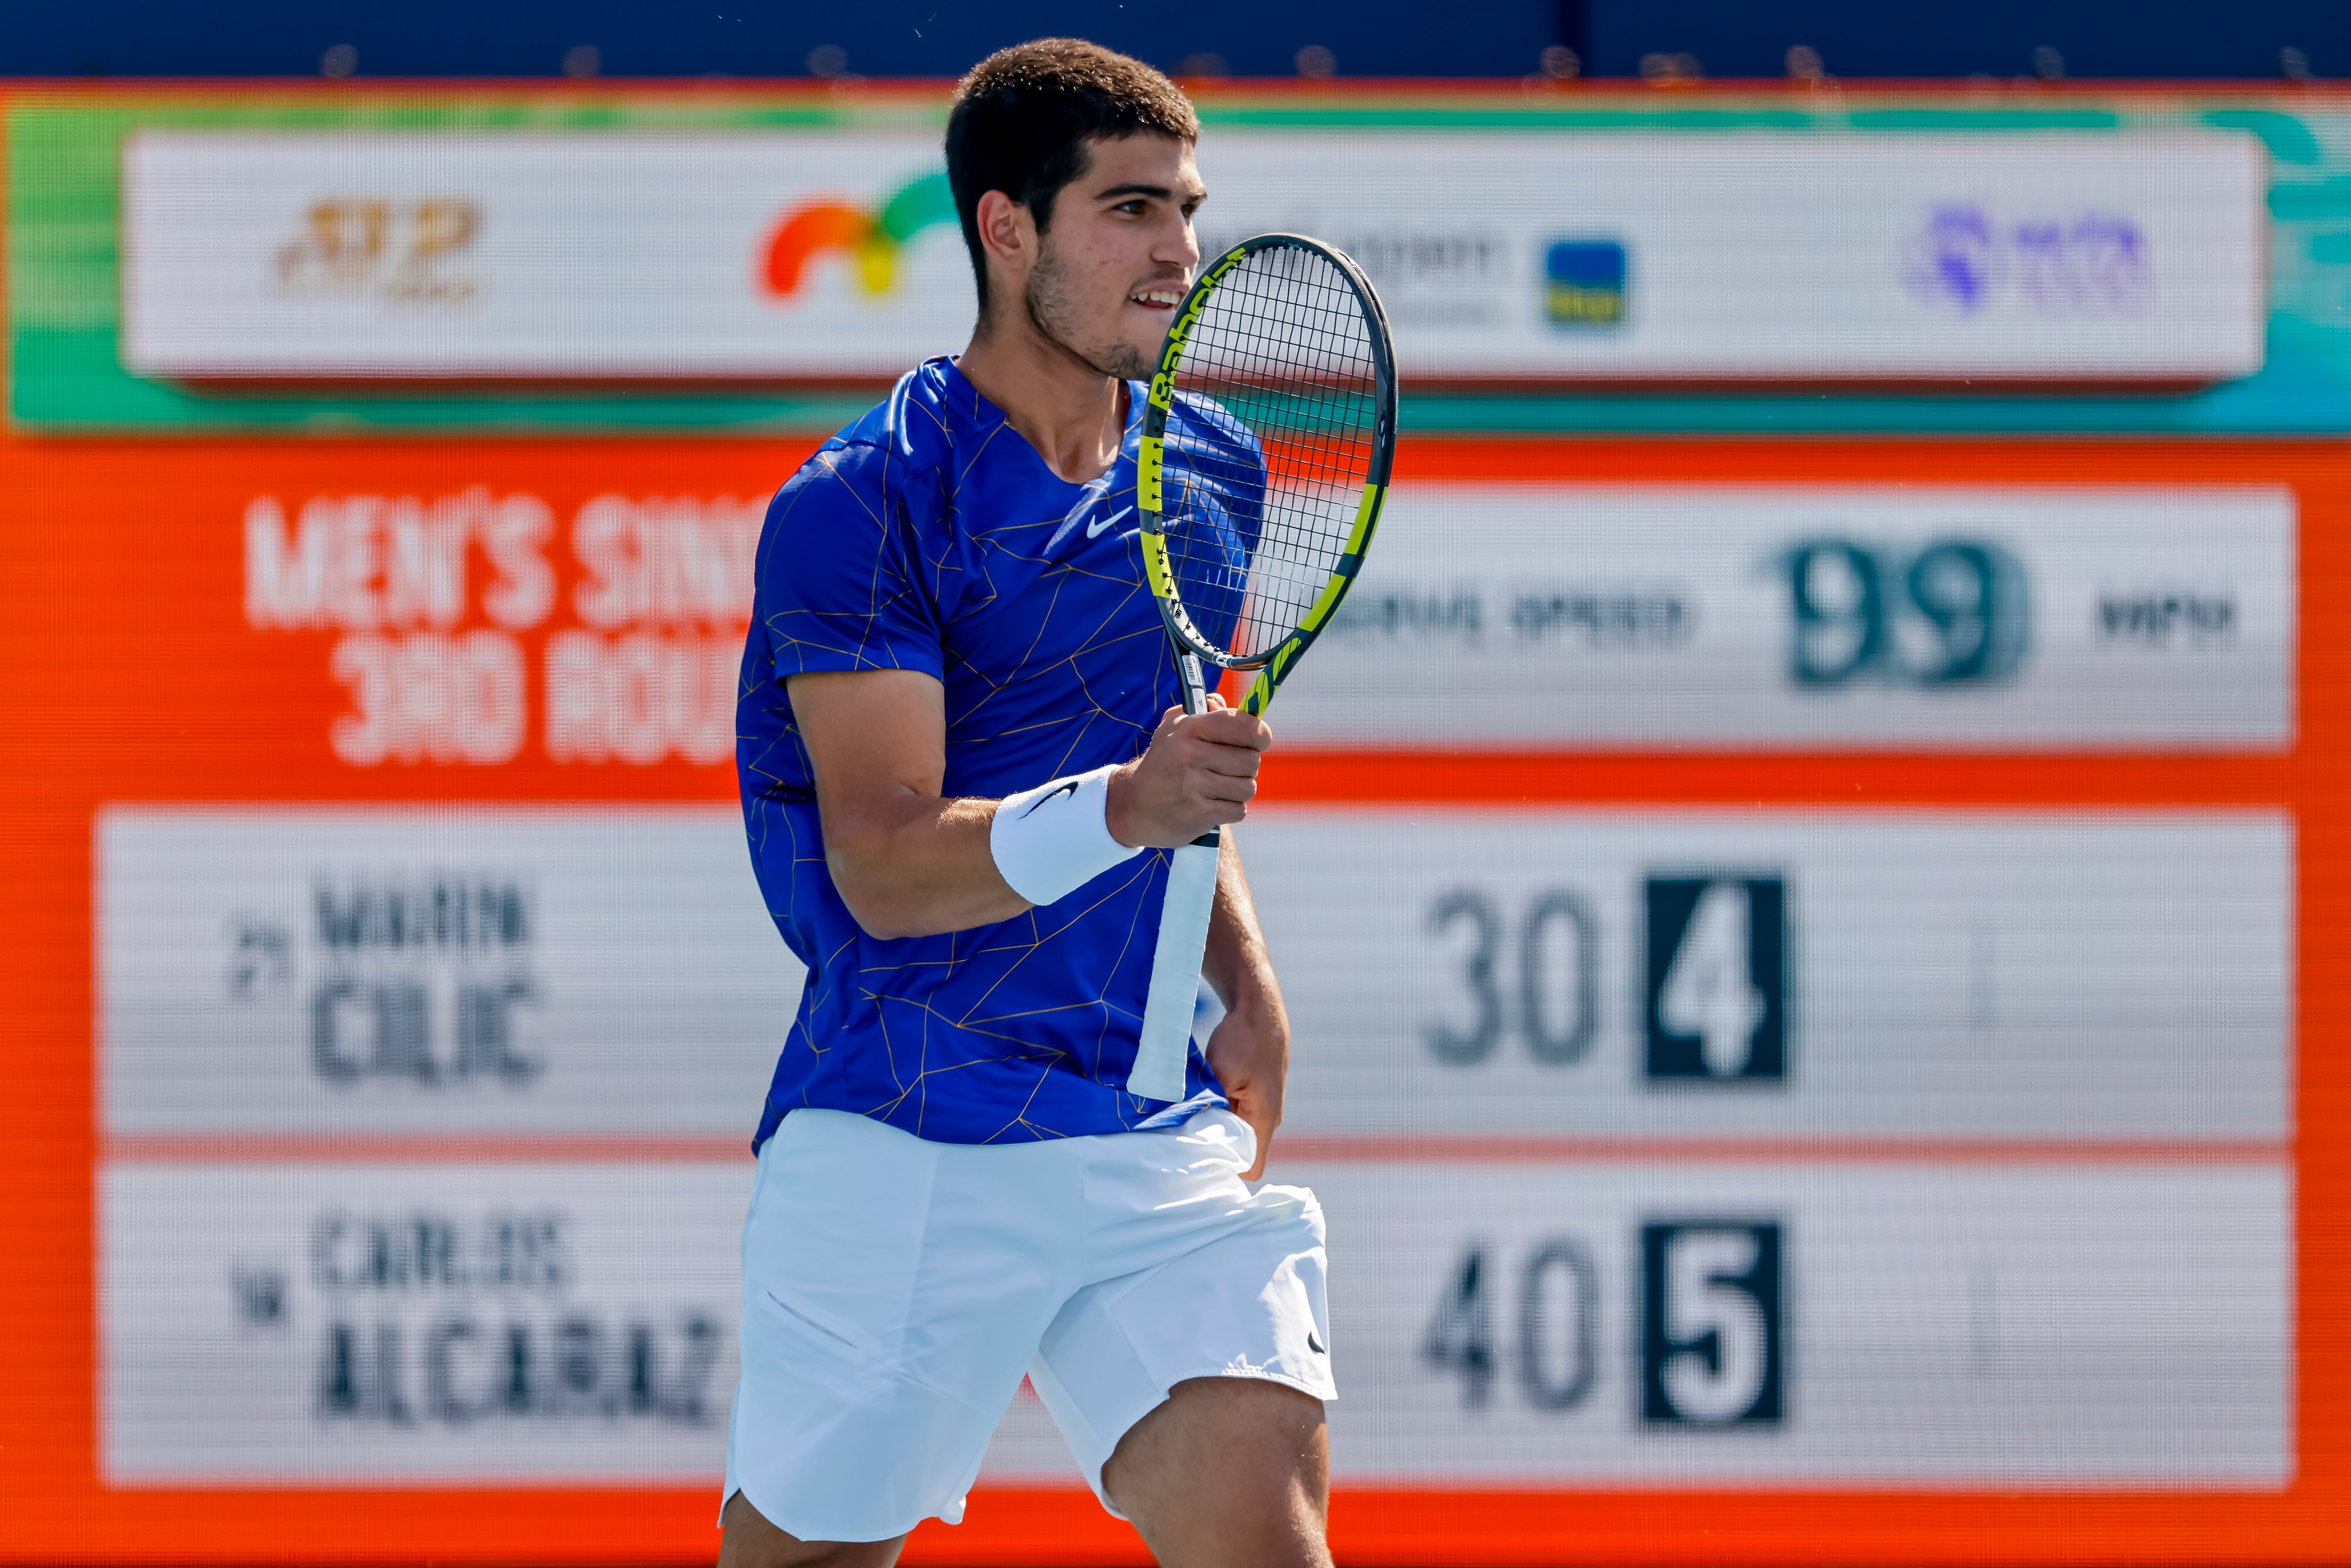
[1136,232,1398,718]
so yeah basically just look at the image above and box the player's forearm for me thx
[1202,834,1285,1025]
[821,789,1031,940]
[1201,834,1291,1170]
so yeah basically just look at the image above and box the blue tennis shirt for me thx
[738,356,1261,1149]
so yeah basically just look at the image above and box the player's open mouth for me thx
[1129,287,1184,312]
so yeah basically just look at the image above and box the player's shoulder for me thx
[1166,390,1264,462]
[772,357,998,520]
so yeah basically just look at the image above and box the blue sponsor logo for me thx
[1899,203,2150,317]
[1545,239,1627,328]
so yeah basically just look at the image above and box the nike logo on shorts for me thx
[1086,505,1134,539]
[1308,1331,1327,1355]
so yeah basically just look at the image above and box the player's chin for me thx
[1095,336,1160,380]
[1115,305,1178,367]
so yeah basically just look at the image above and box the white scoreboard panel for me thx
[985,1159,2290,1487]
[103,1158,2287,1489]
[100,807,2290,1143]
[1245,809,2291,1140]
[1268,485,2294,750]
[99,809,799,1137]
[95,804,2295,1490]
[100,1161,749,1483]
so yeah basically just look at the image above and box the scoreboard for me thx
[7,80,2351,1566]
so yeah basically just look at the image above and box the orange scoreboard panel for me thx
[0,433,2338,1566]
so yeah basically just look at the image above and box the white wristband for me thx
[990,764,1143,907]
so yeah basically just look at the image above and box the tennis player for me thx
[719,39,1334,1568]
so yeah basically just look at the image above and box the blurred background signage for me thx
[116,130,2266,384]
[12,89,2351,433]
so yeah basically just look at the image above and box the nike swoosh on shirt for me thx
[1045,480,1118,552]
[1308,1331,1327,1355]
[1086,505,1134,539]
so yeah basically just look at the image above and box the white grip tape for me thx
[989,764,1141,907]
[1130,837,1219,1102]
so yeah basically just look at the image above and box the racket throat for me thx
[1132,833,1220,1103]
[1130,642,1222,1104]
[1175,646,1213,715]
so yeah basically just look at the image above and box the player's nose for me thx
[1158,214,1201,273]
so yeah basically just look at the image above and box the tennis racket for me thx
[1126,233,1398,1103]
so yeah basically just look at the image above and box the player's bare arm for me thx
[789,669,1272,940]
[1200,833,1290,1181]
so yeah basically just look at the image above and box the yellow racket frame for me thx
[1135,234,1397,717]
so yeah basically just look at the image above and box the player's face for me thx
[1026,134,1204,380]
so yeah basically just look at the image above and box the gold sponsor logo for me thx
[275,197,482,307]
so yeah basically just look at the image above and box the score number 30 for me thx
[1425,875,1788,1084]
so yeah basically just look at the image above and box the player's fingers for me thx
[1199,772,1259,805]
[1197,780,1252,815]
[1193,789,1251,828]
[1187,709,1272,750]
[1226,1094,1274,1179]
[1198,746,1262,780]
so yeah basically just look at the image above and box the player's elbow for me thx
[844,898,932,942]
[823,842,943,940]
[827,857,921,940]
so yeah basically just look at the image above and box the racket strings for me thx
[1160,244,1381,663]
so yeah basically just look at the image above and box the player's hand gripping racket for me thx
[1126,234,1397,1103]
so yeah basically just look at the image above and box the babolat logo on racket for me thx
[1159,247,1252,370]
[1160,302,1203,365]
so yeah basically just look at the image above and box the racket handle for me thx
[1130,832,1219,1102]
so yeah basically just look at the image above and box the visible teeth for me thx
[1132,288,1183,305]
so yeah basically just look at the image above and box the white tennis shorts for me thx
[721,1105,1335,1544]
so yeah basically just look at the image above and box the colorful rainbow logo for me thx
[761,171,956,299]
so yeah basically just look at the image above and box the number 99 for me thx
[1784,536,2026,688]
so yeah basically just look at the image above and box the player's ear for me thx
[974,189,1036,279]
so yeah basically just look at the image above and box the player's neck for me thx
[955,321,1127,487]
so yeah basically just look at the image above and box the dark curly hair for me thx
[946,39,1199,315]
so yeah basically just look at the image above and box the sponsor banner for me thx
[105,1158,2288,1488]
[100,1161,747,1483]
[1273,484,2295,749]
[100,811,798,1136]
[101,806,2290,1141]
[1249,809,2292,1140]
[987,1159,2290,1485]
[120,131,2261,386]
